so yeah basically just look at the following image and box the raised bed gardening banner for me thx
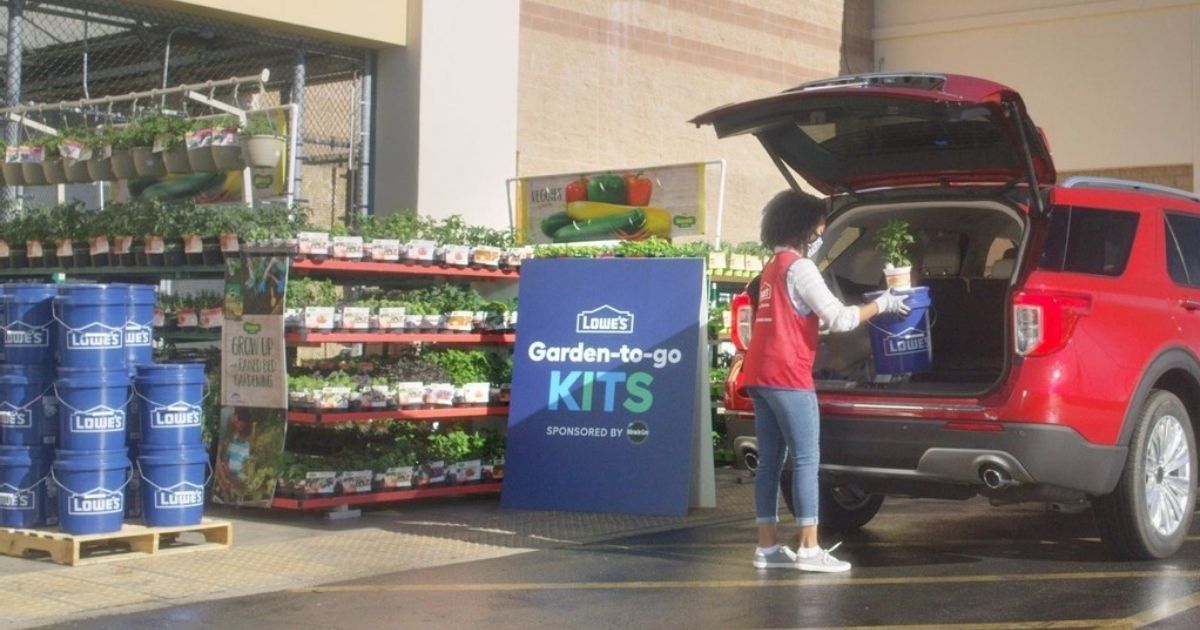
[503,258,709,516]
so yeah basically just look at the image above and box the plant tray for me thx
[0,518,233,566]
[284,332,515,345]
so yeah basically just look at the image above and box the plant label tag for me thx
[181,232,202,253]
[153,308,165,328]
[152,133,173,153]
[462,383,491,405]
[211,127,239,147]
[445,311,474,332]
[89,236,110,256]
[405,240,436,262]
[304,306,336,331]
[331,236,364,260]
[297,231,331,256]
[305,471,336,495]
[728,253,747,270]
[442,245,470,267]
[145,236,165,254]
[26,241,43,258]
[59,140,91,160]
[98,143,113,159]
[56,240,73,257]
[177,308,199,328]
[340,306,371,330]
[4,147,18,163]
[378,307,406,330]
[19,146,44,163]
[370,239,401,261]
[199,307,224,329]
[471,246,501,267]
[185,128,212,149]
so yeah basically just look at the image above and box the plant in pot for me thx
[213,204,248,259]
[140,110,192,174]
[84,126,116,181]
[23,135,61,185]
[239,113,285,169]
[875,219,915,289]
[104,202,139,266]
[20,207,51,267]
[184,117,218,172]
[176,201,209,265]
[128,112,170,177]
[84,207,111,267]
[208,114,245,171]
[0,140,25,186]
[58,127,94,184]
[107,124,139,179]
[44,202,87,268]
[2,213,28,269]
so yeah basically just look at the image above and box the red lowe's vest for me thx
[741,250,820,391]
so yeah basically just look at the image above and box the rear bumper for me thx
[819,416,1127,496]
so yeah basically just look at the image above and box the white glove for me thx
[873,289,911,316]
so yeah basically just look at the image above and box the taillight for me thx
[730,292,752,351]
[1012,290,1091,357]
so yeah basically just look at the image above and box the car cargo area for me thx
[812,199,1026,396]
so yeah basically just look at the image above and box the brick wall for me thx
[516,0,870,246]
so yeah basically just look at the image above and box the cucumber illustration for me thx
[553,208,646,242]
[541,211,574,237]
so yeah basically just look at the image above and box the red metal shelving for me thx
[291,258,520,280]
[285,331,515,345]
[271,482,502,510]
[287,406,510,425]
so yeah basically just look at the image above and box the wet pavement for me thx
[43,496,1200,629]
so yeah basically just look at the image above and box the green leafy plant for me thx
[241,114,280,137]
[129,110,189,148]
[874,219,914,268]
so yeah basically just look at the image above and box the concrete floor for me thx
[42,496,1200,629]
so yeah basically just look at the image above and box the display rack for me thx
[275,259,518,510]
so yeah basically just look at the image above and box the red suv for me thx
[694,72,1199,559]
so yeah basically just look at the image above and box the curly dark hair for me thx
[759,189,826,249]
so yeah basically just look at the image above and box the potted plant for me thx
[19,207,50,267]
[129,112,169,178]
[185,117,218,172]
[875,219,915,289]
[21,136,59,185]
[107,125,139,179]
[208,114,245,171]
[177,201,208,265]
[239,113,285,169]
[2,213,27,269]
[58,128,94,184]
[0,141,22,186]
[44,202,85,268]
[85,126,116,181]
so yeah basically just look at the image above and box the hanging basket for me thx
[1,162,24,186]
[63,157,92,184]
[162,143,192,174]
[20,162,47,186]
[110,149,137,179]
[131,147,167,178]
[187,146,218,172]
[211,144,245,171]
[240,134,284,169]
[42,160,67,185]
[87,157,115,181]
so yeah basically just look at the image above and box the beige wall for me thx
[129,0,406,48]
[874,0,1200,192]
[516,0,872,246]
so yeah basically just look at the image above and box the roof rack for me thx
[1061,176,1200,204]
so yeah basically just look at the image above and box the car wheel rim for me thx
[831,484,872,510]
[1144,413,1192,537]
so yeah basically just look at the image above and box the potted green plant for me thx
[185,117,218,172]
[2,213,27,269]
[84,126,116,181]
[58,128,94,184]
[208,114,245,171]
[107,125,139,179]
[84,208,111,267]
[43,202,84,268]
[239,113,284,169]
[20,136,55,186]
[875,219,915,289]
[20,207,51,267]
[128,112,170,178]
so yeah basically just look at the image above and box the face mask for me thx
[806,236,823,259]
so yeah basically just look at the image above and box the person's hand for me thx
[873,289,911,316]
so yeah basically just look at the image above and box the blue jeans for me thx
[750,387,819,526]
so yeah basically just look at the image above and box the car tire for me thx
[780,470,884,531]
[1094,389,1198,560]
[739,447,759,473]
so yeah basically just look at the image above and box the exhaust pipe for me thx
[980,465,1015,490]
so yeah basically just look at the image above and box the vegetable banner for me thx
[516,162,707,244]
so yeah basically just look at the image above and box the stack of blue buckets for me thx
[0,283,208,535]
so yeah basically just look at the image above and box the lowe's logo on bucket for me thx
[0,405,32,428]
[124,322,152,347]
[151,401,203,428]
[71,406,125,432]
[5,323,50,347]
[66,323,123,350]
[153,482,205,509]
[0,485,35,510]
[884,328,929,357]
[575,305,634,335]
[68,488,122,515]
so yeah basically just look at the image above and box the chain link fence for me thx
[1,0,370,221]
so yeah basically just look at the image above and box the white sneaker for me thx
[752,545,798,569]
[795,542,851,573]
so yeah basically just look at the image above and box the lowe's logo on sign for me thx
[4,322,50,347]
[66,323,122,350]
[71,406,125,432]
[0,484,35,510]
[125,322,153,347]
[884,328,929,356]
[69,488,122,515]
[0,405,32,428]
[151,401,202,428]
[154,482,205,509]
[575,305,634,334]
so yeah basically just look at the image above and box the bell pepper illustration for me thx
[624,172,653,206]
[564,176,589,203]
[586,172,626,204]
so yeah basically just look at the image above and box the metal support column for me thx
[289,49,305,208]
[357,51,374,216]
[4,0,25,210]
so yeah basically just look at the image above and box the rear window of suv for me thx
[1038,206,1138,276]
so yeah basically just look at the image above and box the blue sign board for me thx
[502,258,705,516]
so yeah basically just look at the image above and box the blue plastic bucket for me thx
[125,443,142,519]
[138,443,208,527]
[865,287,934,375]
[0,364,58,446]
[134,364,206,446]
[2,283,57,365]
[55,284,129,370]
[125,285,157,368]
[0,284,6,354]
[52,448,130,535]
[0,445,53,528]
[55,367,131,451]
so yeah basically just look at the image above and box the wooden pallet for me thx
[0,518,233,566]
